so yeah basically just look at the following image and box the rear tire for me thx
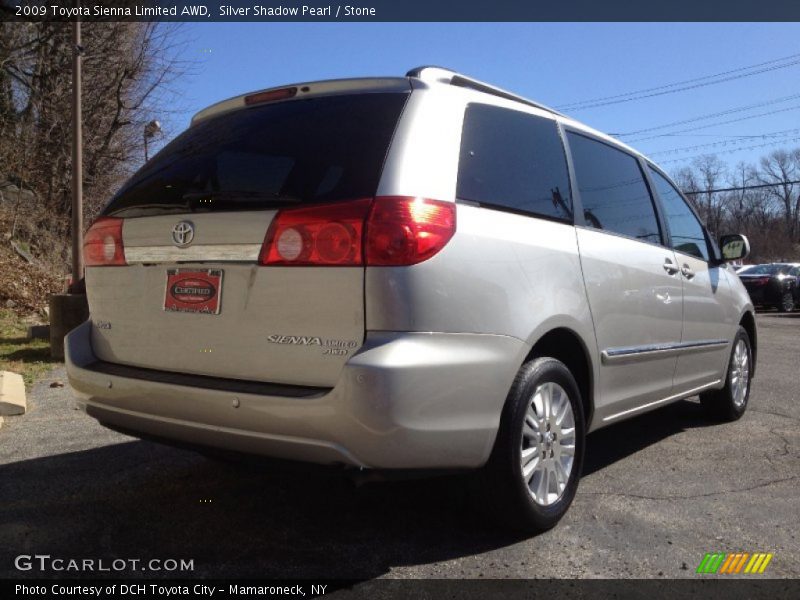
[480,357,585,533]
[700,326,752,421]
[777,291,794,313]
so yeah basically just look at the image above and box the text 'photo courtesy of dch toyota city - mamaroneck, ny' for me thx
[1,1,800,598]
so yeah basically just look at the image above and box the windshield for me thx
[104,93,408,218]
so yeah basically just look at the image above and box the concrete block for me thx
[27,324,50,340]
[49,293,89,360]
[0,371,26,416]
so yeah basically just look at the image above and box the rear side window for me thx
[104,93,408,217]
[457,104,572,222]
[567,132,661,245]
[648,167,710,261]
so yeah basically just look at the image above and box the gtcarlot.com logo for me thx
[14,554,194,573]
[696,552,773,574]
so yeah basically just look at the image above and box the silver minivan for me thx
[66,67,756,531]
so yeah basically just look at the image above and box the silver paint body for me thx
[66,74,755,469]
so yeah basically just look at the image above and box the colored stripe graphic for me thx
[719,553,737,573]
[697,552,773,574]
[758,554,773,573]
[697,552,726,573]
[696,553,712,573]
[734,553,750,573]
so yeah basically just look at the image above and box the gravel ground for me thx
[1,314,797,579]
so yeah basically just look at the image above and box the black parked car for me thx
[738,263,800,312]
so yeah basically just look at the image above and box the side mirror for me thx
[719,234,750,262]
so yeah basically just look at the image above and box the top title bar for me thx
[3,0,800,22]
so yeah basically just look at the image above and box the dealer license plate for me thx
[163,269,223,314]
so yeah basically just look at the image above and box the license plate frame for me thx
[163,268,224,315]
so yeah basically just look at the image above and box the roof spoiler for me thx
[406,65,565,117]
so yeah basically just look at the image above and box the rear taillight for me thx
[752,277,771,286]
[259,197,456,267]
[259,199,372,266]
[84,217,126,267]
[365,197,456,266]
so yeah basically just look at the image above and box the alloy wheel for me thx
[730,339,750,408]
[520,382,576,506]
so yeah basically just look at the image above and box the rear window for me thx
[104,93,408,217]
[457,103,573,222]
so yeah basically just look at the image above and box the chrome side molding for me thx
[601,339,729,365]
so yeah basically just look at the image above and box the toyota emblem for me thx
[172,221,195,247]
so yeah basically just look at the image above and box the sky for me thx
[160,22,800,178]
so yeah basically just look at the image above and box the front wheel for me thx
[700,326,752,421]
[481,357,586,533]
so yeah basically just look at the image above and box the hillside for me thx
[0,207,65,317]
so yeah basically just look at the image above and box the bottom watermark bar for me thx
[4,579,800,599]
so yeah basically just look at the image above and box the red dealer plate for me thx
[164,269,223,314]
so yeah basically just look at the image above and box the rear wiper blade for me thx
[183,190,303,208]
[183,190,300,199]
[181,190,304,204]
[107,202,191,217]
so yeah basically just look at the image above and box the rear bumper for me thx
[66,320,527,469]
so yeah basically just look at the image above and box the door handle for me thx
[663,259,679,275]
[681,264,695,279]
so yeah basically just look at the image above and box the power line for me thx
[657,135,800,165]
[684,180,800,195]
[655,132,800,138]
[647,128,800,156]
[615,94,800,137]
[625,105,800,144]
[557,51,800,111]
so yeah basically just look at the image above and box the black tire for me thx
[777,291,794,313]
[700,326,752,422]
[480,357,586,533]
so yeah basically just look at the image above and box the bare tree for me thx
[758,149,799,243]
[673,150,799,262]
[0,21,188,269]
[691,154,727,236]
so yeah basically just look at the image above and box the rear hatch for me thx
[85,89,409,387]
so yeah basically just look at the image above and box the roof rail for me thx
[406,66,565,117]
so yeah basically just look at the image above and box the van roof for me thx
[189,66,643,160]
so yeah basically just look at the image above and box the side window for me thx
[566,132,661,244]
[457,104,572,221]
[648,167,710,261]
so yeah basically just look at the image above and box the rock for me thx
[11,240,34,264]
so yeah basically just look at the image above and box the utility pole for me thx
[50,8,89,360]
[71,14,84,289]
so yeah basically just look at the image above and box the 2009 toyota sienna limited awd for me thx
[66,66,756,532]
